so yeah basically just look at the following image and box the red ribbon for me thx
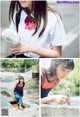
[25,16,36,30]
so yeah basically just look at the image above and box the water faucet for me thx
[66,87,70,105]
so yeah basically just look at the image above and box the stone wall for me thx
[41,104,80,117]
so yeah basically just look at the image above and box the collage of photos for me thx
[0,0,80,117]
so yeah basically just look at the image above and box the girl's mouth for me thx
[61,76,65,79]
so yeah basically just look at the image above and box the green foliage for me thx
[1,59,39,72]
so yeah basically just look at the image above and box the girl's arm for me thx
[41,95,69,104]
[13,83,17,92]
[23,88,27,97]
[10,41,62,58]
[12,84,17,97]
[32,45,62,58]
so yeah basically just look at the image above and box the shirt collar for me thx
[22,9,34,19]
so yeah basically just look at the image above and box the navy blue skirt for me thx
[6,54,31,58]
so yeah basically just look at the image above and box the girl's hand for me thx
[41,95,69,104]
[10,40,33,55]
[53,95,69,105]
[10,40,61,57]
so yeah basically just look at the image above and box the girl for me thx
[14,76,25,110]
[5,0,66,58]
[41,59,74,104]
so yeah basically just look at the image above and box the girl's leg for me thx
[19,104,23,110]
[14,93,23,110]
[18,96,23,104]
[18,96,23,110]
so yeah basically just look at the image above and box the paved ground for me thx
[41,103,80,117]
[0,1,79,57]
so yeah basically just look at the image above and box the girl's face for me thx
[19,78,24,83]
[56,63,71,80]
[19,0,32,10]
[47,76,55,82]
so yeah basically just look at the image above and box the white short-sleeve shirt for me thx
[9,10,67,58]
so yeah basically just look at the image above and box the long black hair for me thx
[9,1,59,37]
